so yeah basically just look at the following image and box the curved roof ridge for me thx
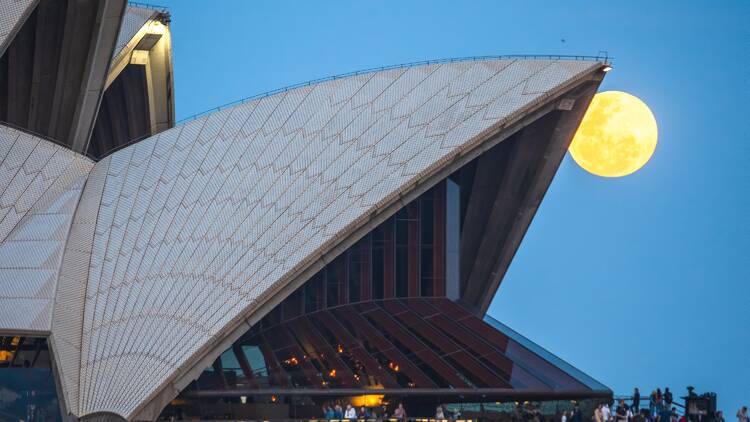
[177,54,613,124]
[92,54,614,163]
[92,56,611,161]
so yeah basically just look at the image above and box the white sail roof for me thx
[0,58,605,419]
[0,126,92,333]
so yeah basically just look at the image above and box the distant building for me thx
[0,1,612,420]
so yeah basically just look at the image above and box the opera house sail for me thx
[0,1,611,421]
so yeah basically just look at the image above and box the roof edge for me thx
[127,60,610,421]
[484,314,612,393]
[179,54,613,124]
[95,55,613,161]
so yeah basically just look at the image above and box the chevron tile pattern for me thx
[0,57,602,418]
[0,126,93,333]
[44,59,600,418]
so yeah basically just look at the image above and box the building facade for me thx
[0,1,611,420]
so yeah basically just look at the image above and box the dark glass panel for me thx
[420,246,434,296]
[395,208,408,245]
[282,288,303,321]
[0,337,62,421]
[304,271,324,313]
[445,177,461,300]
[325,256,346,307]
[383,218,395,298]
[394,246,408,297]
[372,240,384,300]
[420,193,434,245]
[407,202,420,297]
[348,237,370,303]
[241,345,268,377]
[432,181,447,296]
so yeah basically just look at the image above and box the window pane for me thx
[349,243,362,303]
[326,266,339,307]
[395,246,408,297]
[372,243,384,299]
[421,196,434,245]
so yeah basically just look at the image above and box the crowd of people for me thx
[322,402,432,420]
[317,397,748,422]
[574,387,748,422]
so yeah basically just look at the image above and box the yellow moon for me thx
[569,91,657,177]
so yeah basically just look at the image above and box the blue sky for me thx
[156,0,749,413]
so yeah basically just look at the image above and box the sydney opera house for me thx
[0,1,612,421]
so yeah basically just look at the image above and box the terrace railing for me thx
[177,54,612,124]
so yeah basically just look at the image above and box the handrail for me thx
[176,54,612,124]
[127,1,169,12]
[612,395,685,416]
[613,395,685,407]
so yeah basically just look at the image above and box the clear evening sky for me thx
[154,0,749,413]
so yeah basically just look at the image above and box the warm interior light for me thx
[147,20,167,35]
[328,369,337,378]
[284,356,299,366]
[351,394,384,407]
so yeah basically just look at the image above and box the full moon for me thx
[569,91,657,177]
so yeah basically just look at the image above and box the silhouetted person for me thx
[664,388,673,406]
[738,407,748,422]
[344,404,357,419]
[658,403,670,422]
[324,404,334,419]
[334,404,344,419]
[394,403,407,421]
[594,404,604,422]
[380,404,389,420]
[616,400,628,422]
[633,388,641,413]
[571,404,583,422]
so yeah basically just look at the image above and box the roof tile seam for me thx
[120,60,603,420]
[76,155,113,415]
[53,59,608,418]
[178,55,612,124]
[83,124,187,407]
[88,104,266,409]
[90,104,268,409]
[46,160,95,347]
[84,145,143,410]
[90,55,611,161]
